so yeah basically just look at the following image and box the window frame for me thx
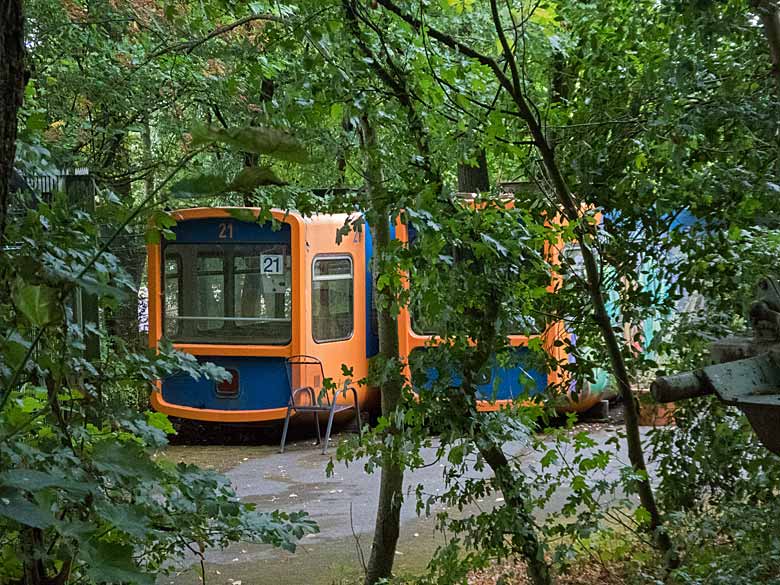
[194,250,228,333]
[311,254,355,344]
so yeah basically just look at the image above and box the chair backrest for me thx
[285,355,326,402]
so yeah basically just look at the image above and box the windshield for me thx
[162,243,292,344]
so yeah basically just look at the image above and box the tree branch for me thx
[146,13,286,60]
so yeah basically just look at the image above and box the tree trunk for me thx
[372,0,676,561]
[21,528,45,585]
[456,296,552,585]
[360,114,406,585]
[483,0,674,560]
[142,115,155,199]
[65,175,102,359]
[528,114,675,560]
[543,34,660,539]
[103,174,145,351]
[457,149,489,194]
[0,0,25,242]
[478,443,552,585]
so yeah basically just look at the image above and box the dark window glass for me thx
[233,252,292,340]
[162,244,292,344]
[312,256,353,342]
[407,239,543,337]
[196,254,225,332]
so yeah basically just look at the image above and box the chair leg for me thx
[322,401,339,455]
[280,404,293,454]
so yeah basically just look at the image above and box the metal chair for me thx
[280,355,362,454]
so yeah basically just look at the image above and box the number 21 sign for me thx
[261,254,284,274]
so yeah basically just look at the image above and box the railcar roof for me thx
[173,207,357,225]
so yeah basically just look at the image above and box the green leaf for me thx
[571,475,587,492]
[170,174,228,198]
[92,440,161,482]
[633,505,651,525]
[0,469,91,495]
[26,112,48,132]
[540,449,558,468]
[226,166,286,192]
[3,332,31,370]
[11,278,60,327]
[94,501,153,538]
[190,124,310,162]
[0,490,55,529]
[83,541,155,585]
[329,102,343,125]
[145,411,176,435]
[228,208,259,223]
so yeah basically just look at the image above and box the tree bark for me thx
[457,149,490,194]
[342,6,412,581]
[360,114,406,585]
[456,293,552,585]
[0,0,25,242]
[142,115,155,199]
[478,443,552,585]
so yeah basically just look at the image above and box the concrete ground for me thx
[162,424,646,585]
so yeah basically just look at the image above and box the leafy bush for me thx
[0,390,316,584]
[0,199,317,583]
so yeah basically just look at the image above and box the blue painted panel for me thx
[410,347,547,401]
[364,219,379,358]
[162,356,289,411]
[172,218,291,244]
[405,221,416,244]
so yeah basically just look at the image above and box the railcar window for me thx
[312,256,353,343]
[233,252,292,341]
[161,243,292,344]
[407,245,543,337]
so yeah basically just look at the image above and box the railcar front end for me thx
[147,207,375,424]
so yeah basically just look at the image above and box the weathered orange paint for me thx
[150,391,289,422]
[146,243,161,349]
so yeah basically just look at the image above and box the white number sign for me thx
[260,254,284,275]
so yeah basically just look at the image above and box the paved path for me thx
[163,425,648,585]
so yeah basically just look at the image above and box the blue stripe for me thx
[162,356,289,411]
[171,218,290,243]
[364,219,379,358]
[410,347,547,400]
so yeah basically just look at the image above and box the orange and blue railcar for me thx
[147,206,598,425]
[147,207,377,423]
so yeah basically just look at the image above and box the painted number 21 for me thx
[218,222,234,239]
